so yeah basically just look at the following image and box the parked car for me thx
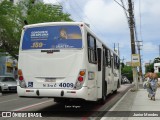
[121,76,130,84]
[0,76,17,93]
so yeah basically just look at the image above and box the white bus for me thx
[17,22,121,103]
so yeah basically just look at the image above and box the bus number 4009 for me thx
[59,83,74,88]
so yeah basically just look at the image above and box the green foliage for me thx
[121,62,124,68]
[121,64,133,82]
[145,63,154,73]
[0,0,72,59]
[157,73,160,78]
[154,57,160,63]
[0,0,22,59]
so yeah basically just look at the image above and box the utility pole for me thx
[159,45,160,57]
[136,40,143,83]
[128,0,138,90]
[128,0,135,54]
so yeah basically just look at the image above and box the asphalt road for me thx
[0,84,133,120]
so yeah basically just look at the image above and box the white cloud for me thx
[143,42,158,53]
[43,0,58,4]
[43,0,160,64]
[83,0,128,34]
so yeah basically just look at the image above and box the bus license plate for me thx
[45,78,56,82]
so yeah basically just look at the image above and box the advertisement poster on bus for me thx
[22,25,82,50]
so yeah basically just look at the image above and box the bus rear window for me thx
[22,25,82,50]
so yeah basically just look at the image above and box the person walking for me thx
[149,73,158,101]
[143,72,152,99]
[143,72,158,101]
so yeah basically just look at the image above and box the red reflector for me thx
[26,90,30,92]
[78,76,83,82]
[67,91,76,93]
[19,76,24,81]
[71,91,76,93]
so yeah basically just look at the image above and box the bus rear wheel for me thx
[114,80,120,94]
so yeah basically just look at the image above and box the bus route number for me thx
[59,83,74,88]
[31,42,43,48]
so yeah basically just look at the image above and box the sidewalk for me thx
[101,84,160,120]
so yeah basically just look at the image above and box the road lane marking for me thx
[0,99,18,104]
[12,99,53,111]
[82,84,133,119]
[109,88,131,111]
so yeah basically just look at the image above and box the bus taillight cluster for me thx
[18,69,26,88]
[78,70,85,82]
[18,69,23,81]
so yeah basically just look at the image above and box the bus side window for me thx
[105,48,108,66]
[117,57,120,69]
[97,48,102,71]
[87,34,97,64]
[114,54,117,69]
[107,50,111,67]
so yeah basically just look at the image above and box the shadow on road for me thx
[35,92,119,117]
[1,91,17,96]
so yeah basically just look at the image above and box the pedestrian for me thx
[144,73,151,95]
[143,72,154,100]
[149,73,158,101]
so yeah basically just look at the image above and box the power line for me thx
[47,0,78,20]
[120,0,129,25]
[71,0,105,39]
[48,0,103,40]
[139,0,143,42]
[114,0,128,12]
[61,0,83,21]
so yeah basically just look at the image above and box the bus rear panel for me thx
[18,23,91,100]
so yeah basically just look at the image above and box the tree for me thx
[154,57,160,63]
[145,63,154,73]
[121,64,133,82]
[0,0,22,59]
[0,0,72,60]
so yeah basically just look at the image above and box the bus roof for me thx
[23,22,86,29]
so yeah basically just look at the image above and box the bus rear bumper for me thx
[17,86,89,100]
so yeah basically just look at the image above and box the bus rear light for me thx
[67,91,76,93]
[78,76,83,82]
[18,69,23,76]
[79,71,85,76]
[74,69,86,90]
[26,90,34,92]
[26,90,30,92]
[19,76,24,81]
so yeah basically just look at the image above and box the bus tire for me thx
[117,80,120,88]
[114,80,120,94]
[0,86,2,93]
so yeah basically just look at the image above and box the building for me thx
[0,55,18,77]
[126,61,132,66]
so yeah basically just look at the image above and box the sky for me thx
[43,0,160,72]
